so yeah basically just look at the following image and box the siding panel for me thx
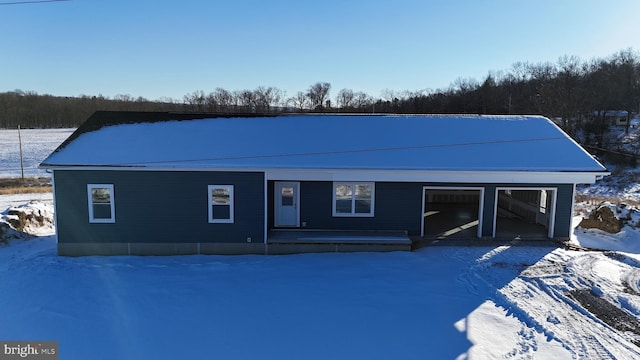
[553,184,574,238]
[54,170,264,244]
[266,181,574,239]
[269,181,424,235]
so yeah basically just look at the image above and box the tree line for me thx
[1,48,638,149]
[379,48,639,147]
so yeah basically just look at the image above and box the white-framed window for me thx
[87,184,115,223]
[539,189,548,214]
[332,182,375,217]
[208,185,234,223]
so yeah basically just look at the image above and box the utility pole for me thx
[18,124,25,183]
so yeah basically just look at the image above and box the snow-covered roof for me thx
[41,112,607,175]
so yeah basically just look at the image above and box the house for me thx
[591,110,630,126]
[40,112,609,256]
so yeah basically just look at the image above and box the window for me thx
[332,182,374,217]
[539,190,547,214]
[87,184,115,223]
[208,185,234,223]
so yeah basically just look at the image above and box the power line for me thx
[0,0,69,5]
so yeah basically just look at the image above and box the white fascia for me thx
[265,169,610,184]
[41,166,609,184]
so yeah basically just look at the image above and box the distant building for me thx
[41,112,609,256]
[591,110,630,126]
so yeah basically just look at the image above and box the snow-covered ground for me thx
[0,192,53,210]
[0,128,74,178]
[3,193,640,359]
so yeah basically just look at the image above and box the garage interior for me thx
[423,189,482,239]
[494,189,554,239]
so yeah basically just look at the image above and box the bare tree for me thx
[336,88,355,109]
[610,49,640,133]
[236,90,257,112]
[183,90,206,111]
[452,77,480,94]
[202,93,215,112]
[211,88,234,112]
[288,91,309,111]
[254,86,283,113]
[306,82,331,111]
[528,62,558,115]
[380,88,397,102]
[352,91,373,109]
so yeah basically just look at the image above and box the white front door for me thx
[275,182,300,227]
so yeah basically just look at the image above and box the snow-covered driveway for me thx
[463,246,640,359]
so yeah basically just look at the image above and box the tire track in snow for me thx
[571,252,640,320]
[530,254,640,358]
[623,268,640,295]
[472,250,640,359]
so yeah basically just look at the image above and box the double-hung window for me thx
[208,185,234,223]
[87,184,115,223]
[332,182,375,217]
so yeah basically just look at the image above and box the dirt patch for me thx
[0,222,27,244]
[0,185,52,195]
[0,176,50,188]
[1,201,54,237]
[520,261,566,277]
[5,209,45,231]
[579,205,624,233]
[570,289,640,345]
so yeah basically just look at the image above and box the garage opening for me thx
[494,188,556,239]
[422,188,483,239]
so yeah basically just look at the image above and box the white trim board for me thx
[42,166,608,184]
[266,169,607,184]
[51,170,60,244]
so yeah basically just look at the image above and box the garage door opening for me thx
[422,188,483,239]
[494,188,556,239]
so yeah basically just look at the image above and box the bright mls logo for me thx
[1,342,57,360]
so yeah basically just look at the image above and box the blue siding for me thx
[268,181,575,238]
[55,172,575,249]
[54,170,264,244]
[268,181,423,233]
[295,182,423,233]
[552,184,574,238]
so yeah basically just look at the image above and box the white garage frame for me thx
[493,187,557,238]
[421,186,485,238]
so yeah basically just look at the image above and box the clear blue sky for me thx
[1,0,639,101]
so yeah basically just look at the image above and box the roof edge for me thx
[40,165,610,184]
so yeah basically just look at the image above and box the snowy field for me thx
[0,128,74,178]
[2,228,640,359]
